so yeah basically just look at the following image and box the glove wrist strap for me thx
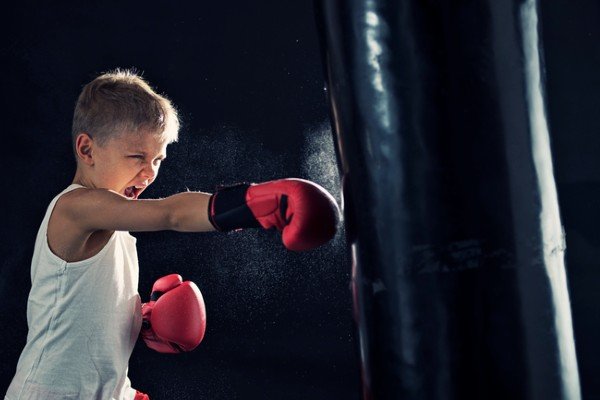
[208,183,261,231]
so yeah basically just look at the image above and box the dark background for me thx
[0,1,598,399]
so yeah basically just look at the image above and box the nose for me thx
[140,163,158,183]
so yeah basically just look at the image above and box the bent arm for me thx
[60,188,216,233]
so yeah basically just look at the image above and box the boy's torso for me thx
[6,184,142,400]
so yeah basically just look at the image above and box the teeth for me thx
[123,185,146,198]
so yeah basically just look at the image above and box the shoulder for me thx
[53,187,88,220]
[48,188,113,261]
[55,187,100,219]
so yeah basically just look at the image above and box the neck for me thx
[72,167,95,189]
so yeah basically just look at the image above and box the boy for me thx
[5,69,338,400]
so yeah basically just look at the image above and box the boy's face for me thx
[92,131,168,200]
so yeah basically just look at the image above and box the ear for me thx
[75,133,95,166]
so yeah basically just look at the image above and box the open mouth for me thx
[124,185,144,200]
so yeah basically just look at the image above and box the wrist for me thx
[208,183,261,231]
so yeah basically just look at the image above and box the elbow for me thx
[166,203,196,232]
[166,205,182,232]
[162,193,211,232]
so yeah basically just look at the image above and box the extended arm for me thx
[58,188,215,233]
[59,178,340,251]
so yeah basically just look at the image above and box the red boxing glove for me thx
[208,178,340,251]
[140,274,206,354]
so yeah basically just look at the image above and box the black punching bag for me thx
[314,1,581,399]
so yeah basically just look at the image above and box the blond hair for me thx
[71,68,179,159]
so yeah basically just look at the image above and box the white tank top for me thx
[5,184,142,400]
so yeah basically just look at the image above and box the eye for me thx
[128,155,144,160]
